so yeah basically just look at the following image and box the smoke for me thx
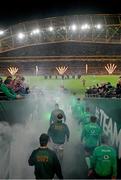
[0,122,12,178]
[0,87,87,179]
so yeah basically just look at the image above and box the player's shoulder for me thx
[62,121,66,124]
[32,147,41,154]
[62,122,68,127]
[48,148,57,156]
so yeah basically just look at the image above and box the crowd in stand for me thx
[0,75,30,100]
[85,78,121,98]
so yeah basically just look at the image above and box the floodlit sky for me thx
[0,0,120,27]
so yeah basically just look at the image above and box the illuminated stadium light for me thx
[81,24,90,30]
[1,14,121,53]
[0,30,4,35]
[8,67,18,76]
[17,33,25,39]
[35,65,39,76]
[48,26,54,32]
[71,24,77,31]
[56,66,68,75]
[86,64,88,74]
[31,28,40,35]
[95,24,102,29]
[105,63,117,74]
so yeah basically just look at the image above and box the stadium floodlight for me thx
[31,28,40,35]
[95,24,102,29]
[81,24,90,30]
[48,26,54,32]
[71,24,77,31]
[0,30,4,35]
[17,32,25,39]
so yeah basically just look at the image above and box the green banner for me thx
[85,98,121,158]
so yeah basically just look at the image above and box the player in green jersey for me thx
[89,135,117,179]
[81,116,102,169]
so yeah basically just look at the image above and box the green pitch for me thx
[26,75,119,96]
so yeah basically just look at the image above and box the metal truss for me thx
[0,14,121,53]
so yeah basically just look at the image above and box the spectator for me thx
[0,77,23,100]
[28,133,63,179]
[85,81,117,98]
[12,76,30,95]
[116,78,121,97]
[4,76,13,88]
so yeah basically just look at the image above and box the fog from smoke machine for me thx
[0,87,87,179]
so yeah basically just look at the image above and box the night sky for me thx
[0,0,121,27]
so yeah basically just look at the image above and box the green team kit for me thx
[72,100,85,123]
[81,111,91,126]
[81,122,102,148]
[91,145,117,177]
[0,83,16,99]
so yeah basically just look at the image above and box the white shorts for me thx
[52,143,64,150]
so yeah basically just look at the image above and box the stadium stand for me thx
[0,42,121,57]
[0,14,121,75]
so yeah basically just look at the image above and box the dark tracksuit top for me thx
[28,147,63,179]
[48,121,70,144]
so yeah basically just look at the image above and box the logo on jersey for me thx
[37,155,48,162]
[90,129,96,135]
[104,155,110,160]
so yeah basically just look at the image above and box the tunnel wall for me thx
[85,97,121,158]
[0,98,34,124]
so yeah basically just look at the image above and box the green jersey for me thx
[70,95,77,108]
[81,122,102,148]
[0,83,16,100]
[91,145,117,177]
[72,101,85,121]
[81,111,91,126]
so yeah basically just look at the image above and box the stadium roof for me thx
[0,14,121,54]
